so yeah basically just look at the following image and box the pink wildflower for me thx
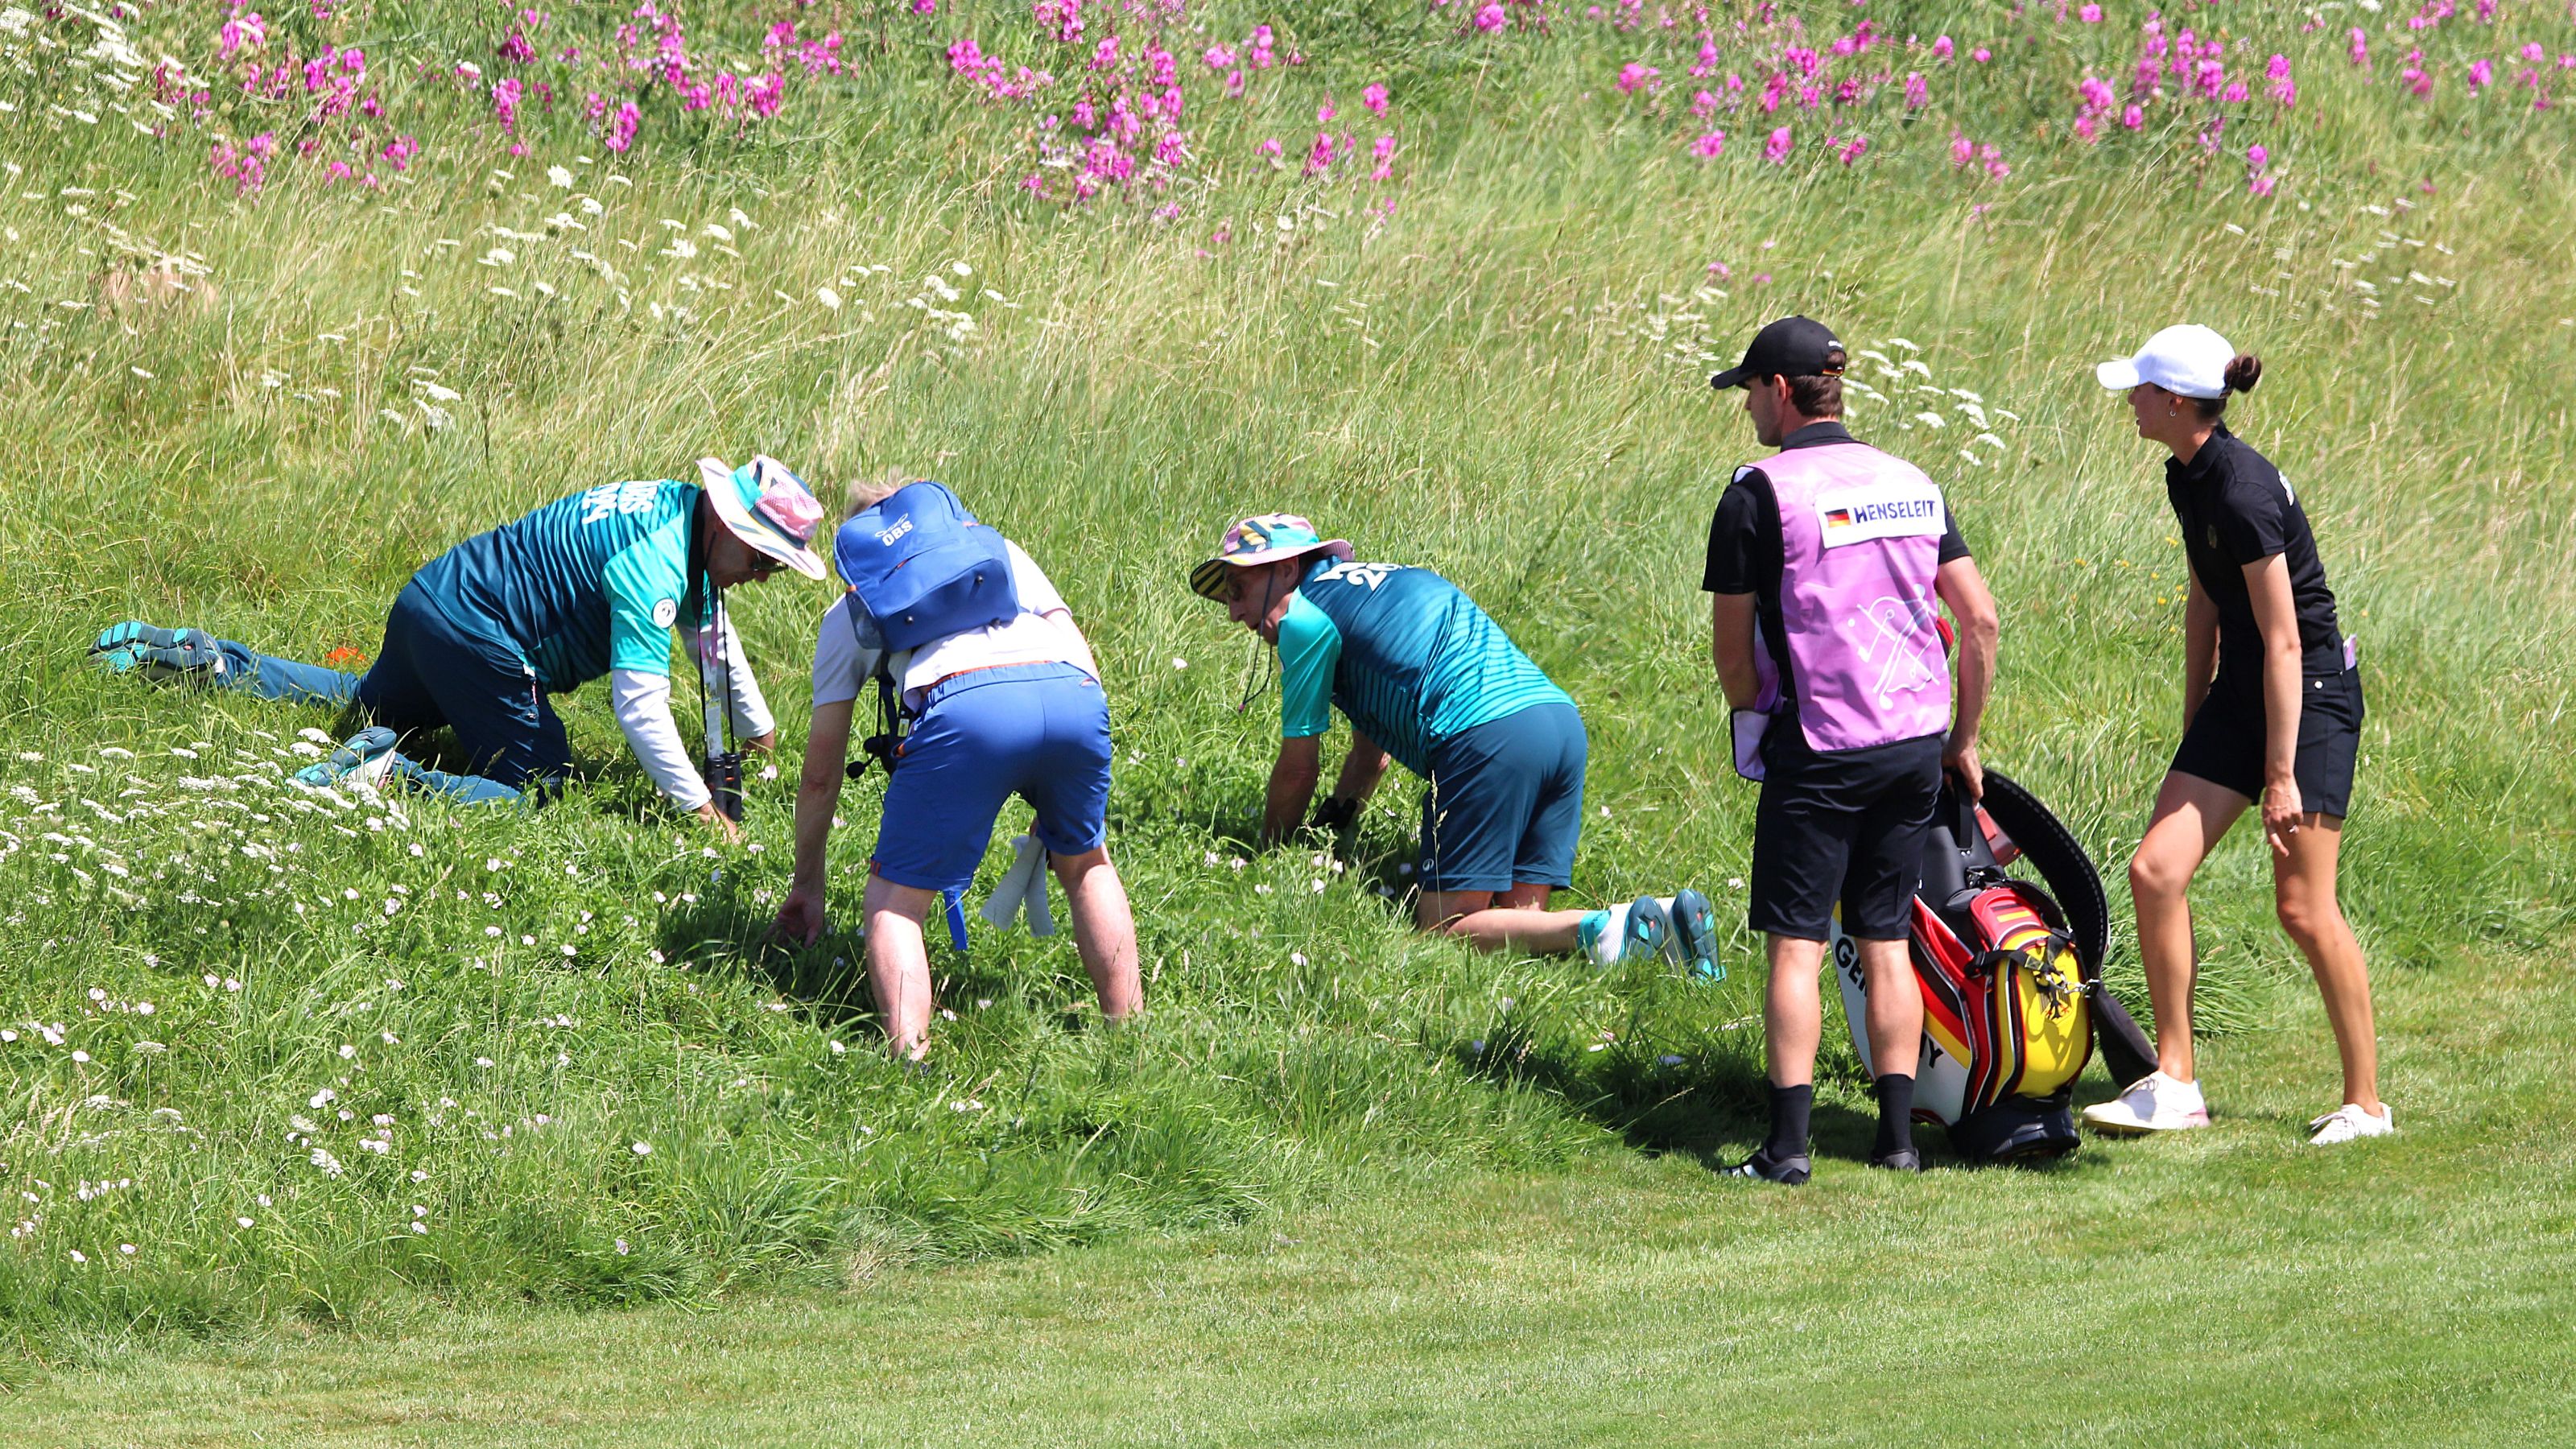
[1763,126,1793,163]
[1361,83,1389,115]
[1617,62,1658,95]
[1903,72,1927,109]
[220,12,266,58]
[1932,35,1955,62]
[605,99,641,152]
[1689,129,1727,158]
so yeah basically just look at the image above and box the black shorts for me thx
[2169,665,2363,818]
[1749,723,1942,943]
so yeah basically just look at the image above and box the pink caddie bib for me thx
[1748,442,1953,753]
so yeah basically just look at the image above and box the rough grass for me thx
[2,0,2571,1366]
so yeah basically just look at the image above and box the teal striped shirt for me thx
[1277,559,1573,777]
[408,479,700,691]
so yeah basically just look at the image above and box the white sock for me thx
[1587,903,1632,968]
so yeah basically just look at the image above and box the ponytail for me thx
[2193,352,2263,420]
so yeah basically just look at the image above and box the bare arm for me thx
[1934,555,2000,799]
[1261,735,1323,844]
[2243,555,2306,854]
[1710,592,1760,710]
[1329,732,1391,805]
[2182,573,2220,735]
[771,699,855,946]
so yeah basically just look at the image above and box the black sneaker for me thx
[1724,1148,1811,1185]
[1867,1147,1923,1172]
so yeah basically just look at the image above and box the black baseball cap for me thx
[1710,315,1846,390]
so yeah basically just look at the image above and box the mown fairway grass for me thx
[2,0,2573,1437]
[14,949,2576,1446]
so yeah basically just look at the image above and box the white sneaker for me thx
[2306,1102,2393,1146]
[2080,1071,2211,1135]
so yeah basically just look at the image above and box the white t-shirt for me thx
[811,539,1097,710]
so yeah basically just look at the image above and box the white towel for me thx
[978,832,1056,936]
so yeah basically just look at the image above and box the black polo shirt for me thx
[2165,423,2343,682]
[1701,420,1970,700]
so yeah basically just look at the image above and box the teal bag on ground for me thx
[832,481,1018,651]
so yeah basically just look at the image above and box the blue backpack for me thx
[832,481,1019,652]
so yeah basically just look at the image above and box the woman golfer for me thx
[2083,326,2388,1146]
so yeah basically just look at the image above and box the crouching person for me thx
[771,478,1141,1059]
[93,457,825,836]
[1193,514,1719,969]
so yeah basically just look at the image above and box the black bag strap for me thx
[842,593,911,782]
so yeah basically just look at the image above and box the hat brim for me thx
[2095,358,2145,391]
[1187,539,1353,601]
[700,457,828,580]
[1709,365,1755,390]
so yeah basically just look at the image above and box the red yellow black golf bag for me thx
[1832,770,2158,1165]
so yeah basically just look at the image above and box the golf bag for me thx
[1832,770,2158,1165]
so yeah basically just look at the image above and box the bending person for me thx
[1193,513,1716,968]
[770,477,1140,1060]
[93,457,826,839]
[1704,316,2000,1182]
[2084,326,2386,1146]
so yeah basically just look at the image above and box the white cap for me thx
[2095,324,2235,400]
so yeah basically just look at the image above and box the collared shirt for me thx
[2165,423,2343,683]
[1700,420,1970,697]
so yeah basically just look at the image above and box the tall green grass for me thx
[2,0,2570,1358]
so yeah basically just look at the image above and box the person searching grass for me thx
[770,473,1141,1061]
[2083,326,2388,1147]
[92,457,826,841]
[1191,512,1722,972]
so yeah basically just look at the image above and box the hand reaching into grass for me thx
[771,884,827,947]
[695,800,745,845]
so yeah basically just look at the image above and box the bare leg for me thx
[862,872,939,1060]
[1417,885,1588,955]
[1856,936,1921,1078]
[1762,933,1828,1088]
[2272,814,2380,1110]
[1050,844,1141,1024]
[2127,772,2250,1083]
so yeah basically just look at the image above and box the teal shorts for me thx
[1418,702,1587,894]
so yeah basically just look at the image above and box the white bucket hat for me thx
[2096,324,2235,400]
[697,455,828,580]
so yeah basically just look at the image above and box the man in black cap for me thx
[1703,316,2000,1183]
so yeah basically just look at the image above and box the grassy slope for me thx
[14,947,2576,1445]
[2,0,2572,1398]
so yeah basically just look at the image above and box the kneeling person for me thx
[1193,514,1715,967]
[772,478,1141,1059]
[93,457,825,836]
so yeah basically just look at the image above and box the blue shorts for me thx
[1418,701,1587,894]
[354,581,571,793]
[873,662,1112,894]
